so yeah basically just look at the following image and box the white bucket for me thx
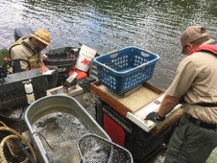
[75,45,97,72]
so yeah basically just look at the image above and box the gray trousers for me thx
[45,65,58,89]
[164,113,217,163]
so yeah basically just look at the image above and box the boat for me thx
[0,26,135,163]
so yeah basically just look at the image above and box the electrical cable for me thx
[17,102,27,121]
[33,132,54,150]
[15,139,37,163]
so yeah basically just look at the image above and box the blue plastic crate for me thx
[94,46,160,94]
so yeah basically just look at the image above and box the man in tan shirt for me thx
[146,26,217,163]
[10,29,58,89]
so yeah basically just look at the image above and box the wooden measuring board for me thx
[91,81,163,117]
[91,81,184,135]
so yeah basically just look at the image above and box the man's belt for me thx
[197,103,217,107]
[188,115,217,130]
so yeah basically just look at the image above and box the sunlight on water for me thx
[1,0,217,90]
[32,112,91,163]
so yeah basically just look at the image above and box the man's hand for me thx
[39,61,49,73]
[39,65,49,73]
[145,112,165,122]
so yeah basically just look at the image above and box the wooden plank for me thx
[143,82,164,94]
[46,85,83,96]
[91,81,131,117]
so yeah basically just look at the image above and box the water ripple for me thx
[1,0,217,89]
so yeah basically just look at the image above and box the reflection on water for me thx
[1,0,217,89]
[32,112,90,163]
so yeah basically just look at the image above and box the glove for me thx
[145,112,165,122]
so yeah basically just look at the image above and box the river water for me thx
[1,0,217,90]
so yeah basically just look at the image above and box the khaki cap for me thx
[28,29,53,47]
[178,26,210,55]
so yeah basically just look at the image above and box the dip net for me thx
[77,133,133,163]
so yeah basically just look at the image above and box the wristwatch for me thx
[156,112,165,121]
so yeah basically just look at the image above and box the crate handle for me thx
[110,52,118,58]
[141,51,150,57]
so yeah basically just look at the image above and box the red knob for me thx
[3,57,8,62]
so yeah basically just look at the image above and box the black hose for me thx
[15,140,37,163]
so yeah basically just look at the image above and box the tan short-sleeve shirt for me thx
[10,38,42,69]
[166,39,217,124]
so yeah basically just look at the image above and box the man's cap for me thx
[178,26,211,55]
[28,29,53,47]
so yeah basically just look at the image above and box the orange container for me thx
[68,67,87,79]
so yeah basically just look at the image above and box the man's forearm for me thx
[39,61,45,67]
[157,94,180,118]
